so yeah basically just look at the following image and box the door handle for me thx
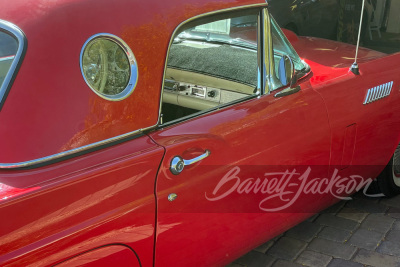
[170,150,211,175]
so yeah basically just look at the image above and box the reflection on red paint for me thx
[0,183,40,201]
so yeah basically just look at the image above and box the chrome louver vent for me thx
[363,81,393,105]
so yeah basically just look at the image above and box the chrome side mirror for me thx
[275,55,300,98]
[278,55,296,87]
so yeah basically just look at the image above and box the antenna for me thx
[350,0,366,75]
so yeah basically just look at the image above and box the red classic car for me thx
[0,0,400,266]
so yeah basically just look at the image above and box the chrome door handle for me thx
[170,150,211,175]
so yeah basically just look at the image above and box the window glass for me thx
[0,31,18,89]
[162,12,259,124]
[270,16,307,91]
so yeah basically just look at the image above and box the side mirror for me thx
[278,55,296,87]
[275,55,300,98]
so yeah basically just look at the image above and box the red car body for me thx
[0,0,399,266]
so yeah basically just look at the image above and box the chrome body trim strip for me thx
[363,81,393,105]
[0,19,26,109]
[0,127,151,169]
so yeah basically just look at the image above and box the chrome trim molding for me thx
[261,8,272,94]
[363,81,393,105]
[0,127,151,169]
[0,19,26,108]
[80,33,138,101]
[256,12,262,95]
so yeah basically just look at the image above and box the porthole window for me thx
[80,34,138,101]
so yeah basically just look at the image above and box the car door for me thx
[150,8,331,266]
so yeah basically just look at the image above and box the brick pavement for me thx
[227,193,400,267]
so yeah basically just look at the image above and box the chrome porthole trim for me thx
[363,81,393,104]
[80,33,138,101]
[0,19,26,109]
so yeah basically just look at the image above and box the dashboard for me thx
[163,68,254,111]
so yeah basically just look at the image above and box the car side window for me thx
[270,16,307,91]
[161,11,259,124]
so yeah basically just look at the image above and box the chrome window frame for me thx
[0,19,26,110]
[80,33,138,101]
[261,8,272,94]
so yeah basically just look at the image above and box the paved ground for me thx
[227,193,400,267]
